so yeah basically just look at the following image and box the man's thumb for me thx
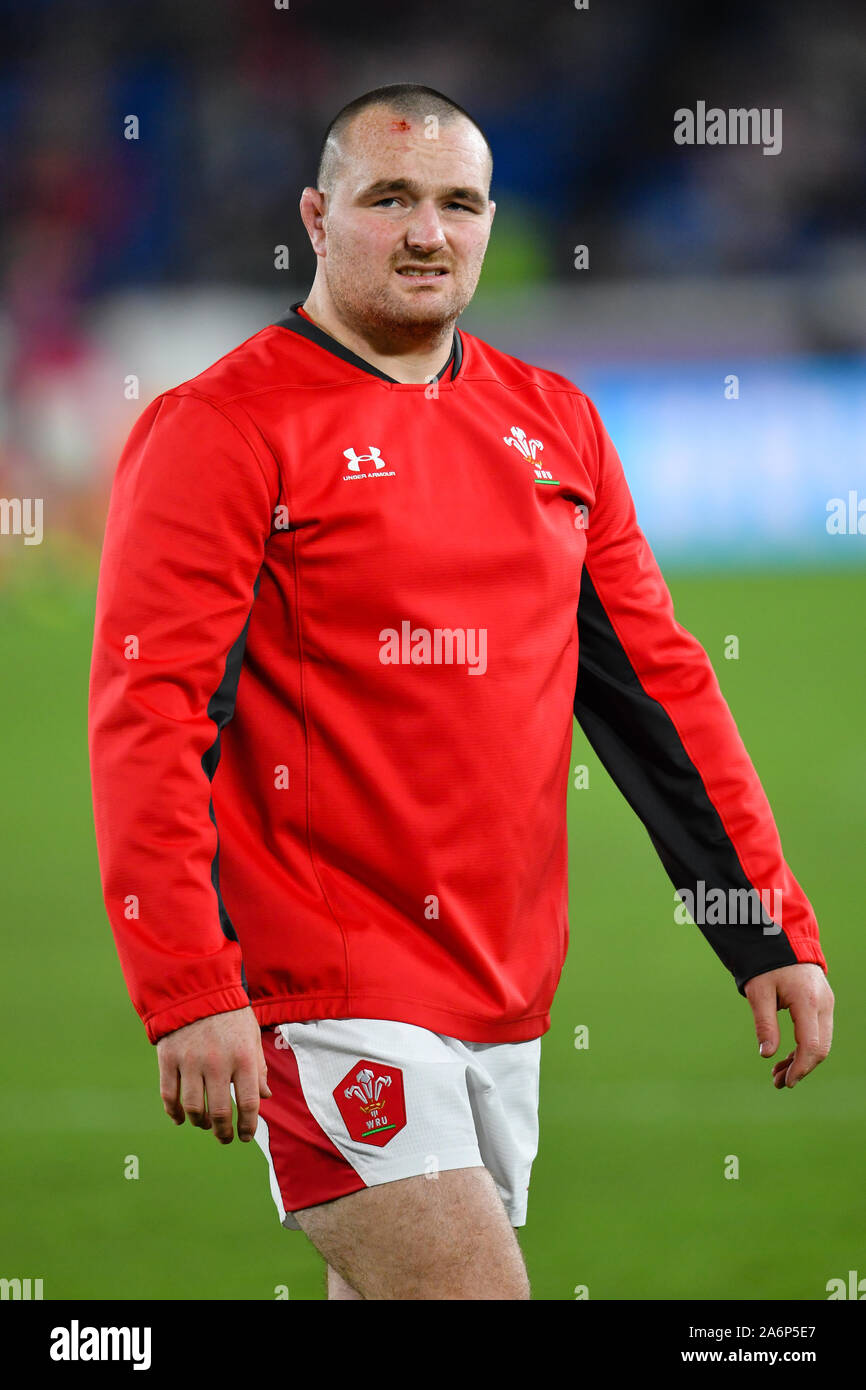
[748,978,780,1056]
[259,1057,272,1099]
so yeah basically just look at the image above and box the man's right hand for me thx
[156,1006,272,1144]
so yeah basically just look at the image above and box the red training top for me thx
[88,304,827,1045]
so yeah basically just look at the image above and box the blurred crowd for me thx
[3,0,865,294]
[1,0,864,567]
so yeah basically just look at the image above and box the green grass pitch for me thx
[1,563,862,1300]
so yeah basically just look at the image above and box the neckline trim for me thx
[273,301,463,386]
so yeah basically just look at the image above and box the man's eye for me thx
[371,198,476,211]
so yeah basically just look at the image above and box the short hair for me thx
[316,83,493,193]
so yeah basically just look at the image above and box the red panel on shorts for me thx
[258,1028,367,1213]
[333,1060,407,1147]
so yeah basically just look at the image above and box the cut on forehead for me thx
[316,86,493,194]
[338,107,491,186]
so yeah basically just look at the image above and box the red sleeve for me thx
[88,390,281,1042]
[572,391,827,992]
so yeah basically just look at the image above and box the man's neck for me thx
[300,290,454,385]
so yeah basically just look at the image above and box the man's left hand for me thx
[744,962,834,1088]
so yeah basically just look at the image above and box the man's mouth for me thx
[395,266,449,278]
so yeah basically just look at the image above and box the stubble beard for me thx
[324,252,482,350]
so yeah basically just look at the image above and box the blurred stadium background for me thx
[1,0,864,1301]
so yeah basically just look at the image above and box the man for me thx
[88,84,833,1302]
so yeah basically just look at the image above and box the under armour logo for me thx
[343,446,386,473]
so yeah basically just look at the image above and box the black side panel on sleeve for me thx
[201,570,264,994]
[573,569,798,992]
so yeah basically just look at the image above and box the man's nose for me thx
[405,202,446,252]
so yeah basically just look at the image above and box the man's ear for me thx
[488,200,496,225]
[300,187,328,257]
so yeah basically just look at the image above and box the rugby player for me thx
[88,84,833,1300]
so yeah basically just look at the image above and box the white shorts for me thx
[252,1018,542,1229]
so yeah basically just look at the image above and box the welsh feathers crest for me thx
[343,1067,391,1114]
[333,1058,407,1147]
[503,425,543,462]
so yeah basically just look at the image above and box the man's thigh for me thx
[297,1167,530,1301]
